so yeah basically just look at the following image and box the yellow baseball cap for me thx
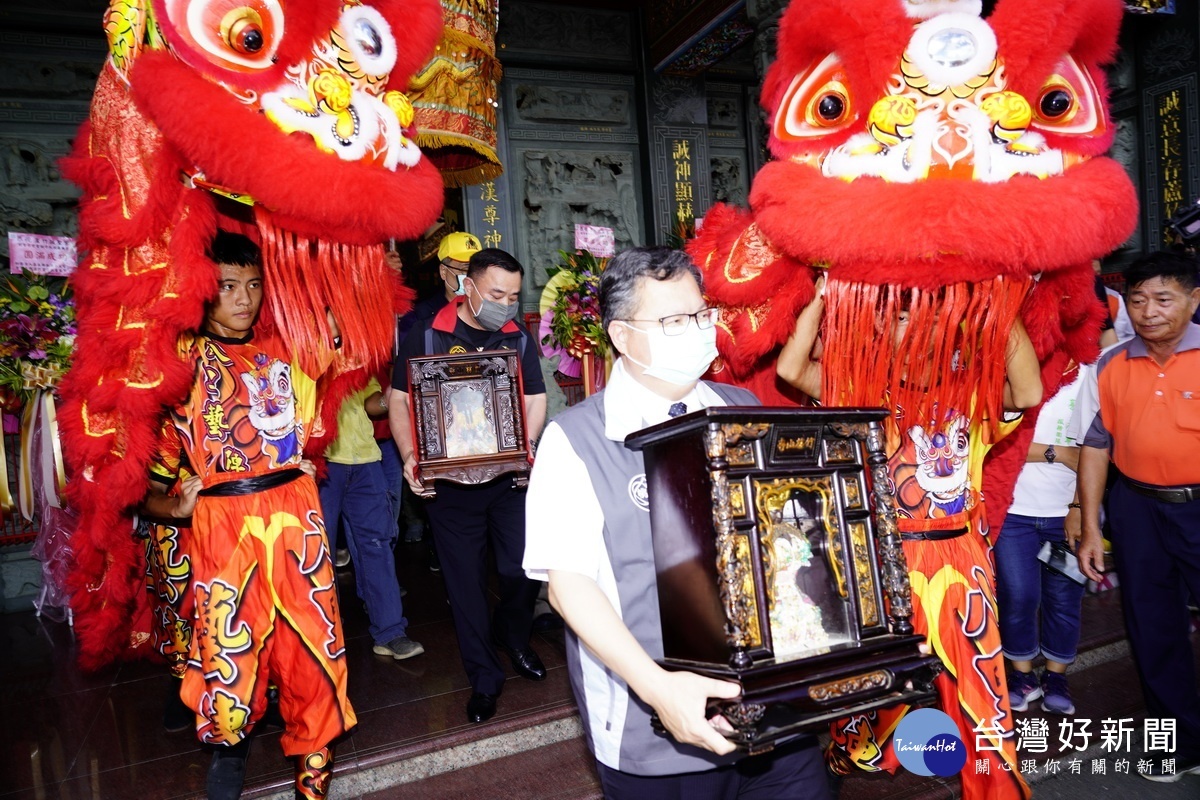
[438,231,482,263]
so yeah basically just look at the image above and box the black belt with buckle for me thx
[199,468,304,497]
[1122,476,1200,504]
[901,526,969,542]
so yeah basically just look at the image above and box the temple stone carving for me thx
[514,84,630,125]
[517,148,640,286]
[0,136,80,258]
[711,154,748,207]
[650,75,708,126]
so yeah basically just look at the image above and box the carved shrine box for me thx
[625,407,941,754]
[408,350,532,498]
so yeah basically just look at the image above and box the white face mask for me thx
[620,321,718,385]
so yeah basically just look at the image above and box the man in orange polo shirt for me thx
[1077,249,1200,782]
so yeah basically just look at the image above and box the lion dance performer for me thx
[59,1,446,797]
[691,1,1137,797]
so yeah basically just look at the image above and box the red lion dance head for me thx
[693,0,1137,523]
[60,0,446,668]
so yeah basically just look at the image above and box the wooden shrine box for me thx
[408,350,532,498]
[625,407,941,754]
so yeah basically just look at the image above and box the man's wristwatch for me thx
[1044,445,1057,464]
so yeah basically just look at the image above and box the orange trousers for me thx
[180,477,356,756]
[828,532,1030,800]
[145,519,194,677]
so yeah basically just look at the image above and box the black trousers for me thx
[1108,479,1200,760]
[594,737,831,800]
[427,478,540,695]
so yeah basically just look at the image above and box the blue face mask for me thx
[442,262,468,296]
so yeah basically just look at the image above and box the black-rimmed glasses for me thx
[621,307,719,336]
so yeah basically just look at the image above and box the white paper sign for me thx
[9,232,77,276]
[574,224,615,258]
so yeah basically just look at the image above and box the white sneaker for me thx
[373,636,425,660]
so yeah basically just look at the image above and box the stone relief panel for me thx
[1144,27,1196,81]
[514,147,642,287]
[704,83,752,202]
[513,84,630,127]
[0,27,101,258]
[0,57,101,100]
[746,83,769,175]
[0,135,81,258]
[745,0,790,24]
[504,69,637,140]
[650,75,708,126]
[1109,116,1142,251]
[1107,45,1137,98]
[499,2,633,67]
[711,153,749,208]
[751,17,781,83]
[707,95,741,129]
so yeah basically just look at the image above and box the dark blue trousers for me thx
[1107,478,1200,759]
[426,478,539,695]
[319,461,408,645]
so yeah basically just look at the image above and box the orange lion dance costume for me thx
[691,1,1137,797]
[59,0,446,677]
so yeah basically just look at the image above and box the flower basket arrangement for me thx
[0,274,76,411]
[538,250,609,397]
[0,273,76,525]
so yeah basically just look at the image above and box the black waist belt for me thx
[1122,476,1200,504]
[900,526,969,542]
[199,469,304,497]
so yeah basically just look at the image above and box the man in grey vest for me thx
[524,247,831,798]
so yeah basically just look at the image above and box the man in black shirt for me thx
[389,248,547,724]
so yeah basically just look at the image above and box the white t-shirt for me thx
[1008,371,1085,517]
[1105,287,1136,344]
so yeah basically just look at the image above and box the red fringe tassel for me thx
[821,276,1031,440]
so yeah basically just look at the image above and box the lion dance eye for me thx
[1026,56,1105,137]
[163,0,282,72]
[773,54,859,143]
[817,94,846,122]
[1038,88,1073,119]
[221,9,265,54]
[353,17,382,58]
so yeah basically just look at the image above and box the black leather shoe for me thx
[206,738,251,800]
[497,641,547,681]
[162,680,193,733]
[467,691,498,723]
